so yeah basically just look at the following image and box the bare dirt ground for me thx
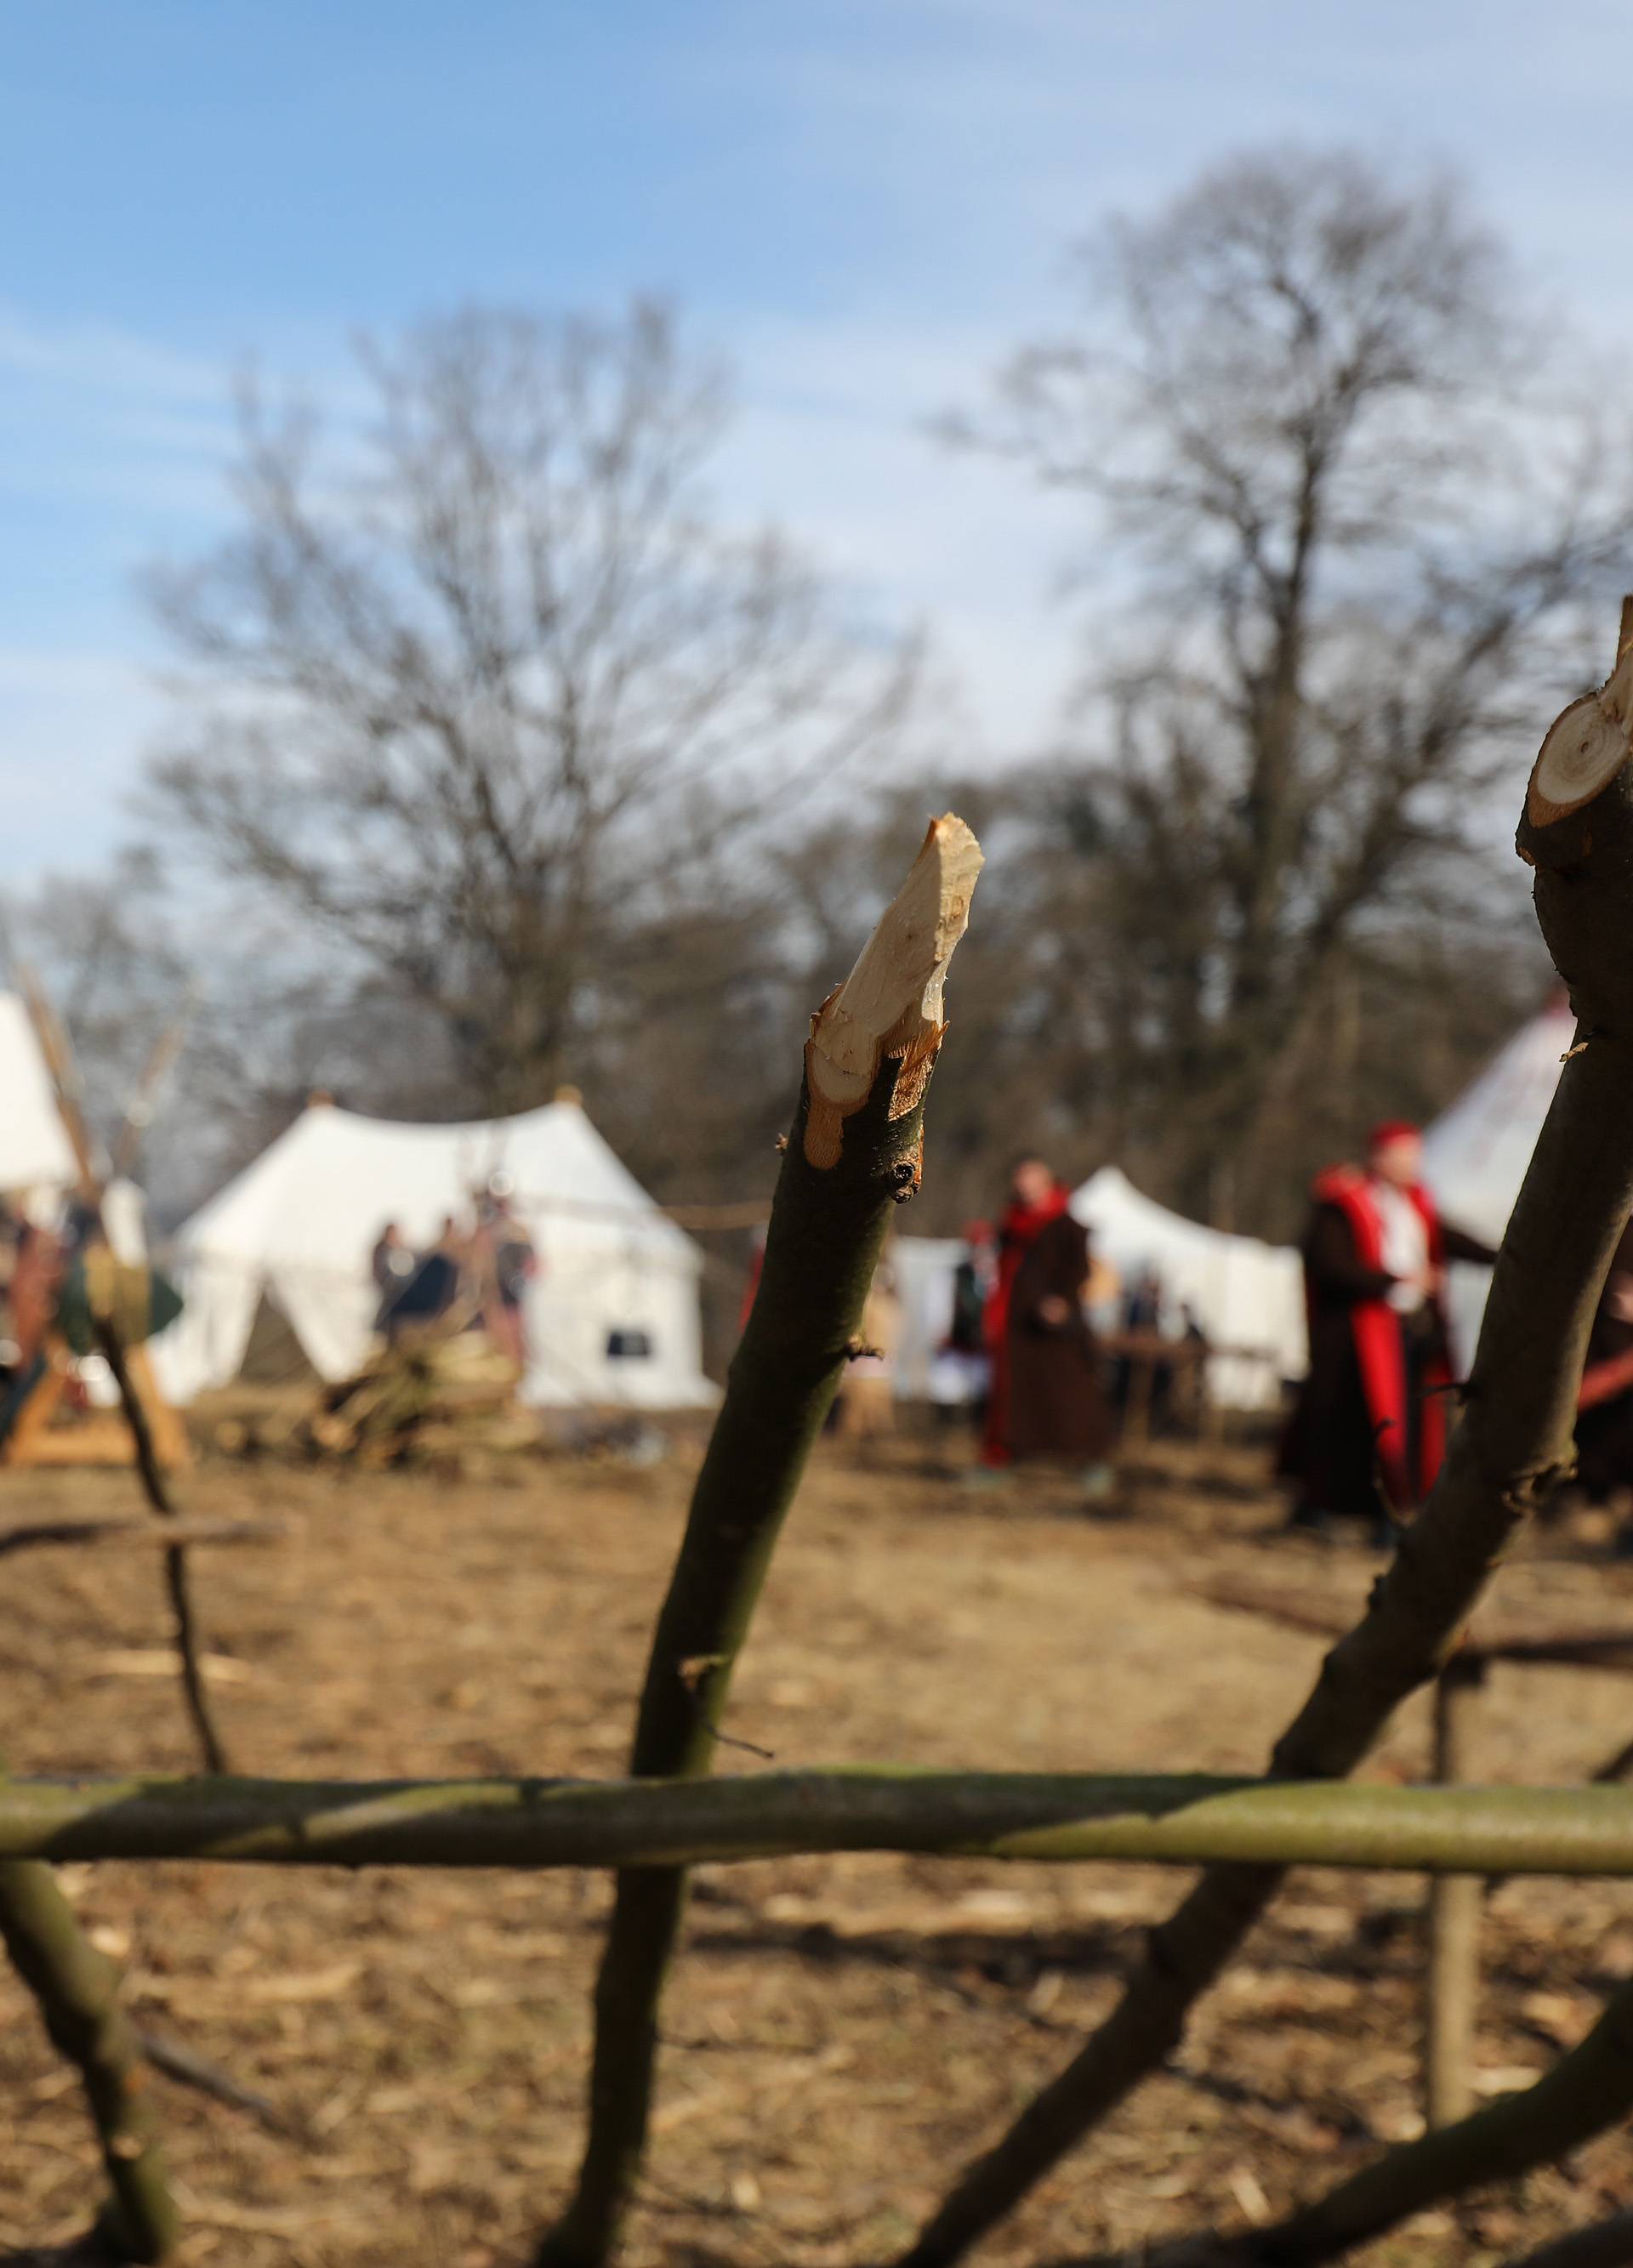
[2,1421,1632,2268]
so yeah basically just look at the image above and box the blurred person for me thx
[470,1179,538,1367]
[928,1219,995,1429]
[385,1212,468,1333]
[1280,1122,1494,1546]
[370,1220,416,1333]
[1112,1268,1179,1436]
[982,1154,1114,1496]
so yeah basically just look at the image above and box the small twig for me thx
[700,1720,776,1763]
[1592,1734,1633,1787]
[94,1321,230,1777]
[137,2027,303,2140]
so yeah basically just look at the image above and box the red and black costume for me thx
[1281,1155,1492,1526]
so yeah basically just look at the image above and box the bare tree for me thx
[949,145,1630,1226]
[145,299,914,1116]
[1,852,197,1180]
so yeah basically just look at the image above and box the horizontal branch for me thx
[5,1768,1633,1876]
[0,1516,287,1560]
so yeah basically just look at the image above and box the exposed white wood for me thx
[1528,600,1633,826]
[803,814,983,1168]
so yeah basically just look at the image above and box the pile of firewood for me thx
[210,1331,541,1469]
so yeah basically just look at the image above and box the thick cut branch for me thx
[0,1769,1631,1873]
[1527,627,1633,827]
[0,1862,178,2261]
[536,817,981,2268]
[896,611,1633,2268]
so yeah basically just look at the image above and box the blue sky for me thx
[5,0,1633,880]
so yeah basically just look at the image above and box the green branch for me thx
[2,1769,1633,1876]
[538,816,983,2268]
[0,1860,178,2261]
[896,615,1633,2268]
[1118,1969,1633,2267]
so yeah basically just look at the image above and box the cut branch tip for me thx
[803,814,982,1169]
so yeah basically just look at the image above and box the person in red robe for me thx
[1280,1122,1494,1544]
[982,1154,1114,1486]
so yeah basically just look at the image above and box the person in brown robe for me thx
[982,1155,1115,1488]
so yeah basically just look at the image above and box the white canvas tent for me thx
[1420,998,1573,1247]
[0,992,79,1195]
[892,1165,1307,1413]
[0,990,145,1259]
[1420,998,1573,1368]
[148,1096,714,1410]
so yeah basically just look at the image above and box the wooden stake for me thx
[12,960,225,1773]
[1425,1656,1486,2129]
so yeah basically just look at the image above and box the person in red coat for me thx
[982,1155,1114,1487]
[1280,1122,1494,1544]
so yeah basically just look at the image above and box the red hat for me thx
[1368,1119,1420,1153]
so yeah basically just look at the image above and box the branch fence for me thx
[9,713,1633,2268]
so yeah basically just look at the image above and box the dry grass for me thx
[1,1423,1631,2265]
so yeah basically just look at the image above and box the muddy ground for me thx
[2,1421,1631,2267]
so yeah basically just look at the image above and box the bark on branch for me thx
[0,1769,1631,1873]
[0,1861,178,2261]
[1121,1964,1633,2267]
[535,816,982,2268]
[895,605,1633,2268]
